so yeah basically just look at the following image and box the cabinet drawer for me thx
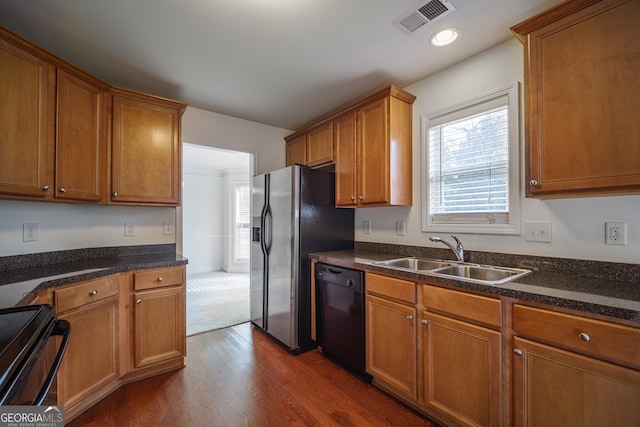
[55,275,119,313]
[423,285,501,328]
[514,304,640,369]
[366,273,415,304]
[134,266,183,291]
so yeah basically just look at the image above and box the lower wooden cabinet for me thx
[366,294,417,399]
[422,311,501,427]
[133,285,185,368]
[32,265,186,423]
[55,275,120,415]
[513,337,640,427]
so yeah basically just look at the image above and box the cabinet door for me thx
[334,111,358,207]
[307,121,333,167]
[422,312,501,427]
[57,297,119,409]
[513,337,640,427]
[366,294,417,399]
[518,0,640,197]
[111,93,182,205]
[133,285,185,368]
[357,98,389,205]
[0,37,55,198]
[56,70,108,202]
[286,134,307,166]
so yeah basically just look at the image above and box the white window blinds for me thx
[422,83,520,234]
[429,103,509,224]
[234,182,250,262]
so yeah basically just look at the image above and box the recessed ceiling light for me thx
[430,28,458,46]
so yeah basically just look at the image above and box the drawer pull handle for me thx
[42,185,50,191]
[578,332,590,342]
[89,290,98,296]
[421,319,428,325]
[136,299,142,304]
[514,348,523,356]
[406,315,414,320]
[157,277,164,282]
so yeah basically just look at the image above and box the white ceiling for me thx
[0,0,562,130]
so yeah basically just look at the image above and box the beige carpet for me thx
[186,271,250,336]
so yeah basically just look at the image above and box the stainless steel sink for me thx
[375,257,452,271]
[373,257,531,285]
[431,264,531,285]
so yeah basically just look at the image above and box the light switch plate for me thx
[524,221,552,243]
[363,220,371,234]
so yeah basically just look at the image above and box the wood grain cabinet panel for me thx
[422,312,501,427]
[0,33,55,198]
[512,0,640,197]
[513,337,640,427]
[306,121,333,167]
[55,69,109,202]
[340,86,414,207]
[133,285,185,368]
[285,133,307,166]
[111,89,185,206]
[55,276,120,414]
[334,111,358,206]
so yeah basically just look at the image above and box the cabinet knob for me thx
[136,299,142,304]
[351,196,355,201]
[421,319,428,325]
[89,290,98,296]
[406,315,414,320]
[157,277,164,282]
[358,195,363,200]
[578,332,590,342]
[529,179,539,187]
[113,192,118,197]
[513,348,523,355]
[59,187,66,193]
[42,185,50,191]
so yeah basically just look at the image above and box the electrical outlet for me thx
[396,220,406,236]
[23,223,38,242]
[163,221,174,235]
[605,222,627,245]
[524,221,552,243]
[124,222,136,237]
[363,220,372,234]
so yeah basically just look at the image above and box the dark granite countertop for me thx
[0,245,187,308]
[311,248,640,323]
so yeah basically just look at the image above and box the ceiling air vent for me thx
[392,0,456,34]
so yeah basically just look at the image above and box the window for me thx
[422,83,520,234]
[233,182,250,262]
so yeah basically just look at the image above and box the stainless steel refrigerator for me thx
[250,165,354,353]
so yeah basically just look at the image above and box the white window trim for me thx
[421,82,521,235]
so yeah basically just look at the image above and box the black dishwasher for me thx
[315,263,370,381]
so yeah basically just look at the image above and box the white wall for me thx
[181,106,289,176]
[355,38,640,265]
[0,200,175,257]
[182,167,224,274]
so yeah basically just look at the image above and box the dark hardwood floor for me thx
[67,322,437,426]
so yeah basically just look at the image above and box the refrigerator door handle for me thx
[264,204,273,255]
[260,203,269,256]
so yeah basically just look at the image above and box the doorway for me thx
[182,143,252,336]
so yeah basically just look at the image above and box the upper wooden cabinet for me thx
[285,121,334,168]
[285,85,415,207]
[56,69,109,202]
[111,88,186,206]
[0,25,187,206]
[0,32,55,199]
[511,0,640,198]
[285,133,307,166]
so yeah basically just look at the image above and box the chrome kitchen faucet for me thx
[430,235,465,262]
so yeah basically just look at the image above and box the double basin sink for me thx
[373,257,531,285]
